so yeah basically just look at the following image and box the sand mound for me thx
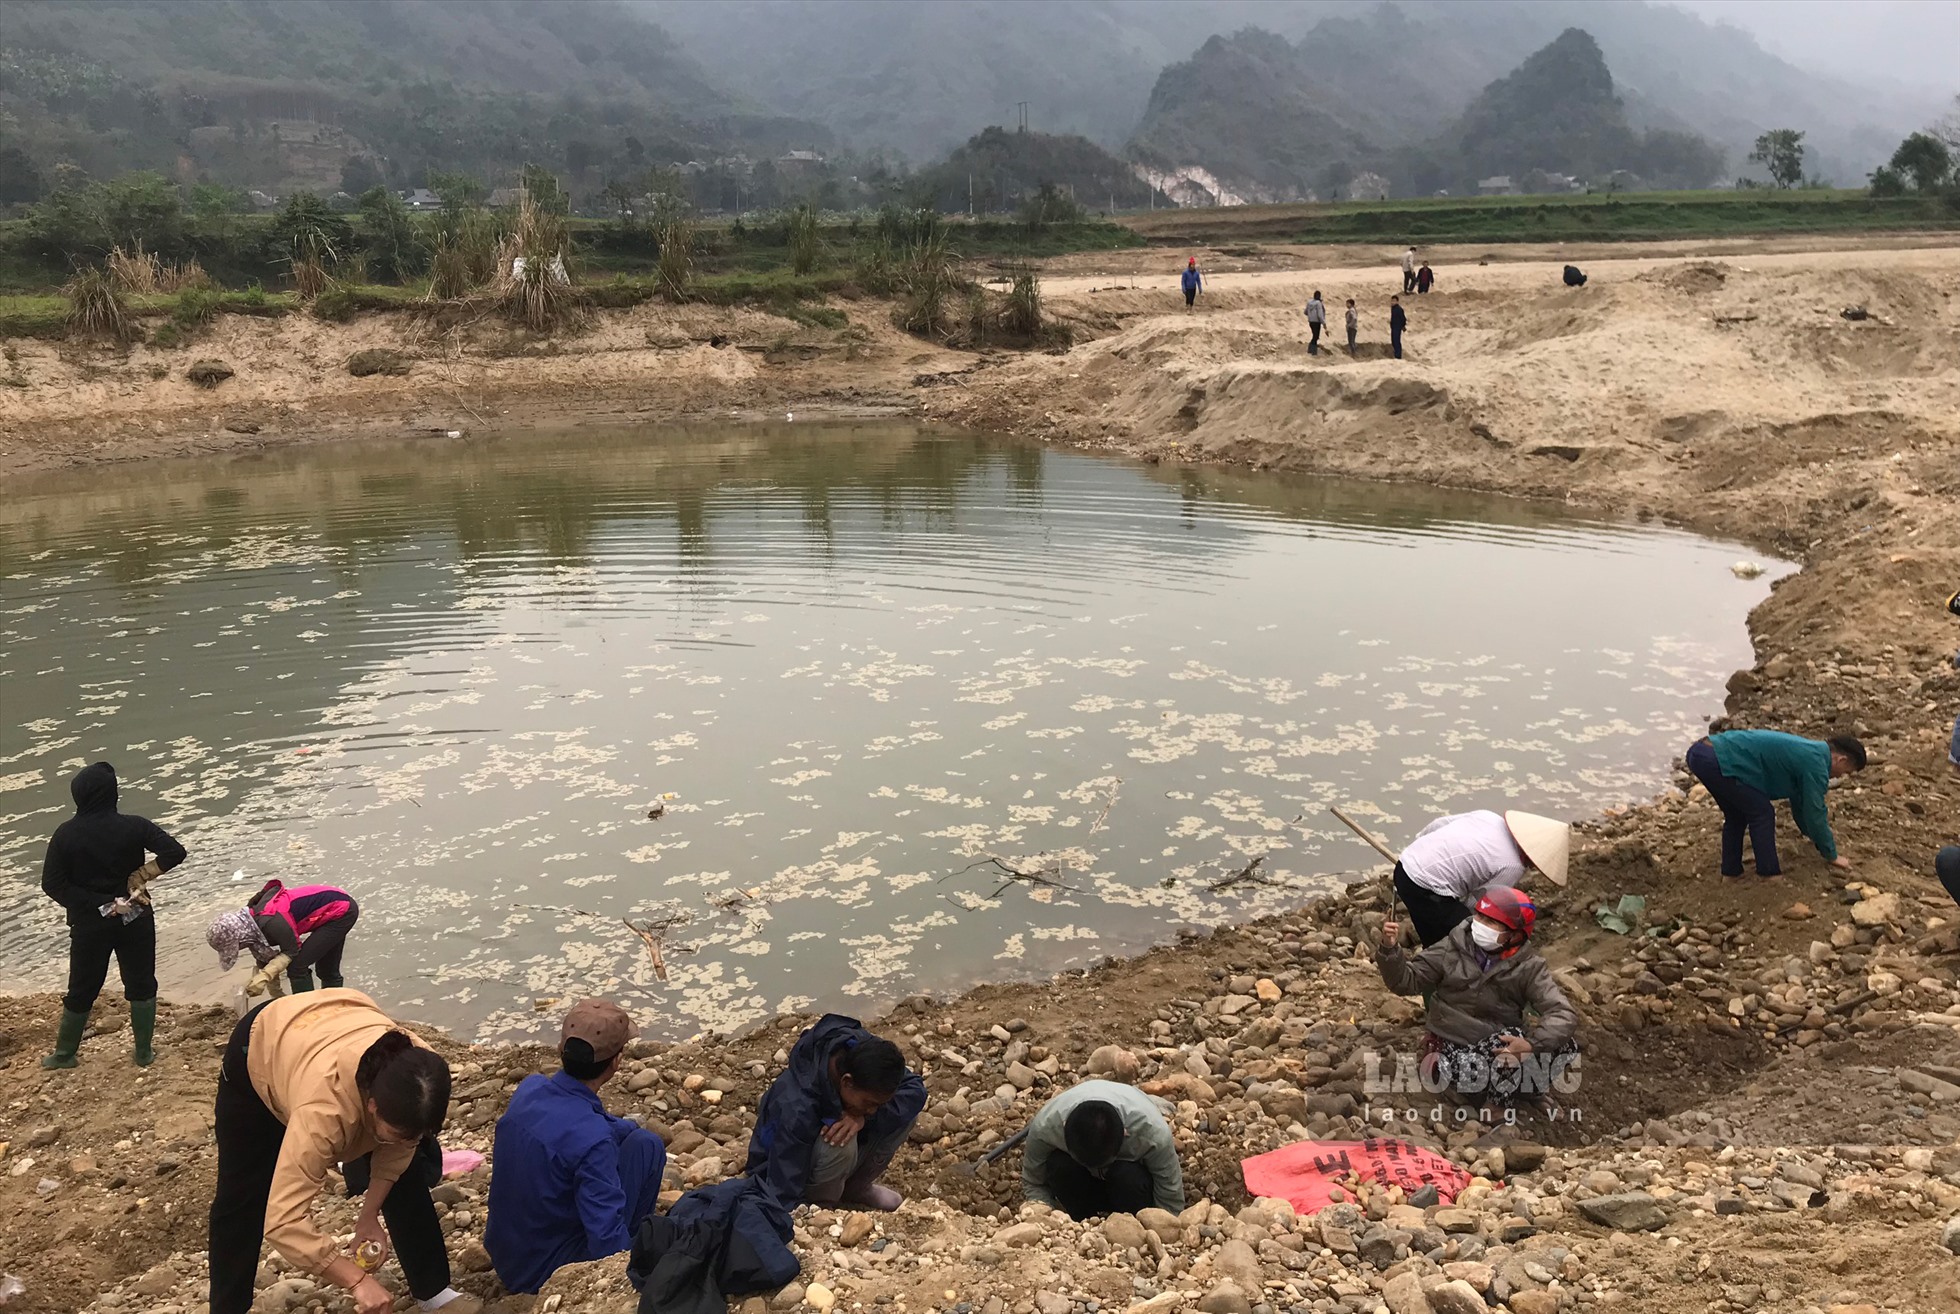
[1637,260,1733,294]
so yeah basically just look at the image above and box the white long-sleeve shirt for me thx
[1398,810,1528,904]
[1402,250,1417,273]
[1022,1080,1184,1213]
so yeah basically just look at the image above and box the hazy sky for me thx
[1669,0,1960,92]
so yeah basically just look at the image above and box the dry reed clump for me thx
[894,225,972,342]
[653,196,694,299]
[786,204,821,275]
[64,266,135,343]
[107,245,213,295]
[494,192,584,332]
[426,209,504,301]
[1002,269,1042,339]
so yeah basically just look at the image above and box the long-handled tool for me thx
[1329,805,1401,918]
[958,1125,1030,1176]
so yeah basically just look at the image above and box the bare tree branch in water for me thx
[939,778,1121,911]
[511,900,693,983]
[1206,852,1303,893]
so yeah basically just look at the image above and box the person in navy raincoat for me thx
[744,1014,924,1210]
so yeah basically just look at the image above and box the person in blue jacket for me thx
[1684,729,1865,878]
[745,1014,924,1211]
[485,999,668,1294]
[1181,257,1203,309]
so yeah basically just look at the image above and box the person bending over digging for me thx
[745,1013,925,1210]
[485,999,668,1294]
[1684,728,1865,878]
[1377,889,1579,1108]
[1392,809,1570,947]
[207,878,360,995]
[1021,1078,1185,1220]
[208,989,477,1314]
[40,761,186,1069]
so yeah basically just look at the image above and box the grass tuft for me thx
[63,266,134,342]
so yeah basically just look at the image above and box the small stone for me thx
[1036,1293,1071,1314]
[1425,1279,1488,1314]
[1197,1283,1253,1314]
[1006,1061,1038,1090]
[457,1243,491,1273]
[997,1222,1045,1247]
[682,1155,724,1185]
[627,1069,661,1092]
[25,1127,60,1149]
[1502,1142,1549,1173]
[1137,1207,1182,1241]
[1940,1215,1960,1256]
[1507,1293,1559,1314]
[1408,1184,1440,1208]
[805,1282,837,1313]
[770,1283,806,1311]
[1086,1045,1141,1081]
[1433,1208,1481,1234]
[1218,994,1257,1016]
[1103,1213,1149,1250]
[186,360,234,388]
[1213,1238,1261,1291]
[1441,1261,1493,1292]
[1850,893,1900,928]
[840,1213,876,1247]
[1899,1070,1960,1102]
[1576,1192,1668,1231]
[345,348,412,377]
[1254,979,1282,1003]
[1782,902,1813,920]
[1382,1272,1427,1314]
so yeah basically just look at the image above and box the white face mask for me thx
[1471,922,1506,951]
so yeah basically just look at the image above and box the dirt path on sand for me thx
[1,234,1958,1314]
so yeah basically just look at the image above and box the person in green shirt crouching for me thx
[1684,729,1866,878]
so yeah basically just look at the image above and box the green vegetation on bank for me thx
[0,167,1140,340]
[1123,188,1960,246]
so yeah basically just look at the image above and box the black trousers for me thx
[1393,864,1473,948]
[209,1006,451,1314]
[290,901,359,989]
[1043,1152,1155,1221]
[1936,847,1959,908]
[1403,270,1417,293]
[1308,319,1322,353]
[63,910,157,1012]
[1686,738,1780,875]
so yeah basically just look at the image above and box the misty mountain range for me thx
[0,0,1943,203]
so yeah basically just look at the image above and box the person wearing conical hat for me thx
[1392,809,1570,947]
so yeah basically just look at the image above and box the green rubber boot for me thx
[41,1007,89,1070]
[131,997,157,1067]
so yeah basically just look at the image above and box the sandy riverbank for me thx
[1,235,1957,1314]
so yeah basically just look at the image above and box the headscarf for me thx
[207,908,273,971]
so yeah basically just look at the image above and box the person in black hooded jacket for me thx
[40,762,186,1069]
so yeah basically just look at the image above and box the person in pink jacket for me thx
[207,879,360,993]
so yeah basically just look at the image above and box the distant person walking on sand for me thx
[1304,290,1326,355]
[1181,257,1202,309]
[1389,295,1406,359]
[1416,262,1434,294]
[1345,299,1358,354]
[1402,246,1418,293]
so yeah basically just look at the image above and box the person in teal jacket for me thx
[1684,729,1865,877]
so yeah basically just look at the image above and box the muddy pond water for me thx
[0,423,1789,1041]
